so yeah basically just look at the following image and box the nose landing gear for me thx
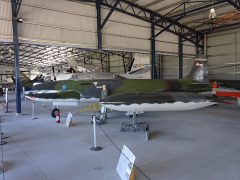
[51,108,60,118]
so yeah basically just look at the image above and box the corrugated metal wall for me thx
[161,55,194,79]
[102,8,150,52]
[0,0,197,55]
[207,28,240,80]
[18,0,97,48]
[155,31,196,56]
[0,0,12,41]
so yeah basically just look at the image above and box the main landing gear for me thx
[121,112,150,140]
[95,112,107,125]
[94,106,107,125]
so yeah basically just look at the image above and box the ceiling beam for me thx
[101,0,120,29]
[143,0,165,8]
[155,1,183,13]
[169,0,227,19]
[100,0,202,47]
[226,0,240,9]
[202,21,240,33]
[70,0,201,46]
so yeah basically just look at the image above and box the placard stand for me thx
[5,88,9,113]
[31,102,37,119]
[116,145,136,180]
[65,112,73,127]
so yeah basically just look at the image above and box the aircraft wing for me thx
[100,92,216,112]
[25,90,80,102]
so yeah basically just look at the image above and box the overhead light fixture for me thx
[17,18,23,23]
[209,1,216,19]
[209,8,216,19]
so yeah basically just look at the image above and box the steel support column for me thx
[196,34,204,55]
[11,0,22,114]
[107,54,110,72]
[100,53,104,71]
[204,34,207,57]
[122,55,126,73]
[100,0,120,29]
[128,52,134,72]
[151,16,156,79]
[96,0,102,49]
[159,55,163,79]
[178,34,183,79]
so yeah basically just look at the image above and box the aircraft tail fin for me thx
[20,71,31,81]
[32,74,43,82]
[11,75,15,84]
[12,71,31,82]
[187,56,209,83]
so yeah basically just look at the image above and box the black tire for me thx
[51,108,60,118]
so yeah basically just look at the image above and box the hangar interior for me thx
[0,0,240,180]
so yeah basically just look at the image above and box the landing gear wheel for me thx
[51,108,60,118]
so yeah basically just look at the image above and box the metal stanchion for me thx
[32,101,37,119]
[0,119,7,175]
[22,87,25,100]
[5,88,9,113]
[1,132,9,140]
[90,115,102,151]
[0,166,3,174]
[0,120,7,146]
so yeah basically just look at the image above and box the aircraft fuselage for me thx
[29,78,212,101]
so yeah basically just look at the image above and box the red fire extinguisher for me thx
[56,112,60,123]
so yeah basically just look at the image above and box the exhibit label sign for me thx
[116,145,136,180]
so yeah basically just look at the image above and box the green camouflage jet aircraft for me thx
[26,57,215,115]
[26,57,216,136]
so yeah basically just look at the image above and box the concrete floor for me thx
[0,94,240,180]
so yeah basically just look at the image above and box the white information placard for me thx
[65,112,73,127]
[116,145,136,180]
